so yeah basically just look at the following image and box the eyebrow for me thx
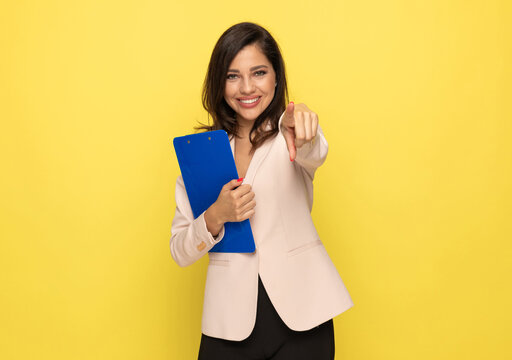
[227,65,269,73]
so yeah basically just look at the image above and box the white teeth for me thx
[239,97,259,104]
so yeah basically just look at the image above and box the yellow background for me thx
[1,0,510,359]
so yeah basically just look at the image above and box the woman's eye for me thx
[255,70,267,76]
[227,74,238,80]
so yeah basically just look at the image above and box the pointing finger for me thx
[283,128,296,161]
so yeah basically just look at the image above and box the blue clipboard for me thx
[173,130,255,253]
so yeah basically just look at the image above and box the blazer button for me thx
[197,241,206,251]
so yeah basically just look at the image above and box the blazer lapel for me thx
[243,136,275,185]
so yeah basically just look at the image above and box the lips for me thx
[237,96,262,108]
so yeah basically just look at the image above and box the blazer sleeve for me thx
[278,111,329,181]
[170,175,225,267]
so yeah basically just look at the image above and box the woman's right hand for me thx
[204,179,256,236]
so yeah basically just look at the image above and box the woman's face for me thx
[224,43,276,125]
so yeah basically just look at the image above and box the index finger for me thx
[233,184,252,196]
[223,178,244,191]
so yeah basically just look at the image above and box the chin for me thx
[238,111,262,122]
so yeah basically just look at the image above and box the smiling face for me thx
[224,43,277,127]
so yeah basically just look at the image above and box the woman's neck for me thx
[236,121,253,140]
[236,118,268,140]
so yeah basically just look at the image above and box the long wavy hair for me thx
[197,22,288,151]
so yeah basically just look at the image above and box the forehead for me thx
[229,44,271,69]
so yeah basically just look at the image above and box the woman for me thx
[170,22,353,359]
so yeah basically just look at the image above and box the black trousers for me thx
[198,276,335,360]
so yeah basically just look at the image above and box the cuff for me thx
[195,212,225,252]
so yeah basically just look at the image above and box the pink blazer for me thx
[170,113,354,341]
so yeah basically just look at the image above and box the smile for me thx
[238,97,260,104]
[237,96,262,108]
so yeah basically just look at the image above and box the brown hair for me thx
[197,22,288,151]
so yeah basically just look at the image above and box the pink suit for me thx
[170,113,354,341]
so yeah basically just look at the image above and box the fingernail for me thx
[237,178,243,182]
[290,156,294,162]
[290,101,294,104]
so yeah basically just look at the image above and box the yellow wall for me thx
[1,0,510,359]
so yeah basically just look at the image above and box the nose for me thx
[240,76,255,95]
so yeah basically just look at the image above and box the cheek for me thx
[224,83,236,100]
[264,75,276,94]
[265,80,276,99]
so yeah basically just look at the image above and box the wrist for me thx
[204,204,223,236]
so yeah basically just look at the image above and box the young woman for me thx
[170,22,354,359]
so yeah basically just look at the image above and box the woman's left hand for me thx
[280,102,319,162]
